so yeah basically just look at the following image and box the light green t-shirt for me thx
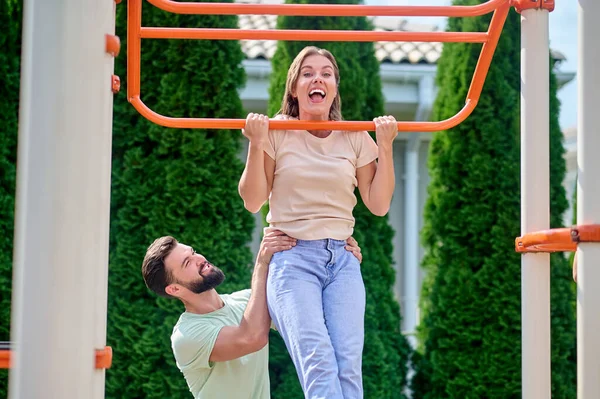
[171,289,270,399]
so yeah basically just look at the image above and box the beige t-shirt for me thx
[171,289,270,399]
[264,115,379,240]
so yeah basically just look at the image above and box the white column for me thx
[399,74,433,345]
[415,76,435,123]
[9,1,115,398]
[577,1,600,398]
[93,3,117,398]
[520,8,551,399]
[402,136,420,347]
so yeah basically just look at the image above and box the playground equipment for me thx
[128,0,509,131]
[6,0,600,398]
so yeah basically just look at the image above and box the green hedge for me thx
[0,0,22,396]
[266,1,412,397]
[412,1,576,398]
[106,2,254,397]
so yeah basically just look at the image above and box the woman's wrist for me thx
[248,139,267,152]
[377,142,394,155]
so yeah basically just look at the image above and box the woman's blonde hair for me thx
[278,46,342,121]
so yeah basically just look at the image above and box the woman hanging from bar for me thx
[238,46,397,399]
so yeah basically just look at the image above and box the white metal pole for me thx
[94,2,117,398]
[9,0,115,398]
[577,1,600,398]
[403,136,420,348]
[520,7,551,399]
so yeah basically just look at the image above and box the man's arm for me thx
[209,230,295,362]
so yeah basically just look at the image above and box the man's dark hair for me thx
[142,236,178,298]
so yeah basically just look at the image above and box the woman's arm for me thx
[238,113,273,213]
[356,116,398,217]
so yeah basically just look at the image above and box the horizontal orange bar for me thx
[515,225,600,253]
[140,27,488,43]
[147,0,507,17]
[130,96,477,131]
[515,228,576,253]
[0,346,113,369]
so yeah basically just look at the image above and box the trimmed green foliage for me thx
[106,2,254,397]
[267,1,411,397]
[412,1,576,398]
[0,0,22,396]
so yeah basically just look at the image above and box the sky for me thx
[365,0,579,131]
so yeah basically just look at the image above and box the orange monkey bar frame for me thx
[127,0,511,131]
[515,225,600,253]
[0,342,113,369]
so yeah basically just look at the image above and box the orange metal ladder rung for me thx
[139,28,490,43]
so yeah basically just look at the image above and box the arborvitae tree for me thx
[0,0,22,396]
[412,1,576,397]
[106,2,254,398]
[266,1,412,397]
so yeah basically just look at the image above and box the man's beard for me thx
[182,265,226,294]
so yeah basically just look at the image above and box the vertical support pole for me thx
[577,1,600,398]
[9,0,115,398]
[403,136,420,348]
[95,2,117,398]
[520,7,551,399]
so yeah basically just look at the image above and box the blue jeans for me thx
[267,238,366,399]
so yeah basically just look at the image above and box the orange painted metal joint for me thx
[512,0,555,13]
[96,346,113,369]
[0,350,9,369]
[515,225,600,253]
[111,75,121,94]
[0,346,113,369]
[105,34,121,57]
[115,0,122,3]
[571,224,600,244]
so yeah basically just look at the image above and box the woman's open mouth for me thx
[309,89,326,103]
